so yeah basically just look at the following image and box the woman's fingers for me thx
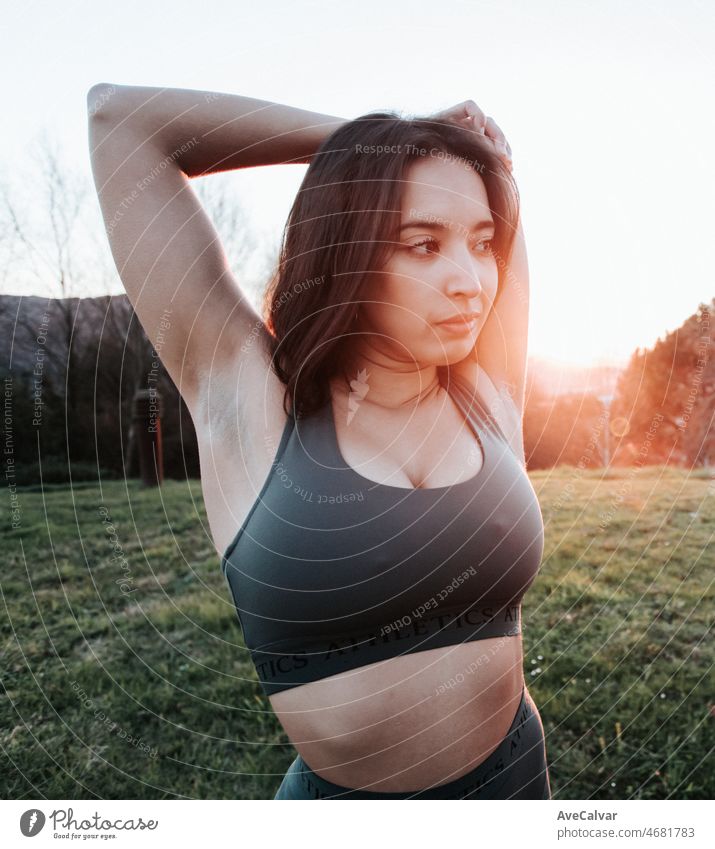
[485,116,506,147]
[485,116,508,155]
[485,115,512,168]
[432,99,486,132]
[462,100,487,133]
[452,105,510,162]
[429,101,513,170]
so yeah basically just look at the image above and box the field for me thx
[1,467,713,799]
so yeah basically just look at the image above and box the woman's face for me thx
[357,155,498,368]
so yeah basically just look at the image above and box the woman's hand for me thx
[428,100,513,172]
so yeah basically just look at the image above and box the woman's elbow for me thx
[87,83,119,120]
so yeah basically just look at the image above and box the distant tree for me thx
[0,134,91,451]
[611,299,714,468]
[524,390,606,471]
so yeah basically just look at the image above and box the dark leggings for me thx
[274,683,551,799]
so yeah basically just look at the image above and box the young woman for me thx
[87,84,551,799]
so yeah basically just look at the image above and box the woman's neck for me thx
[332,357,444,412]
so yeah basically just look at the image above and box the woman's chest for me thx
[231,441,544,605]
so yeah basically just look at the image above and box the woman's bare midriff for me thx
[269,636,525,792]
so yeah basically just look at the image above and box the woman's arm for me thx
[434,101,526,463]
[87,84,347,418]
[89,83,347,174]
[475,215,530,447]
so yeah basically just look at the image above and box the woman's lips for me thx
[436,312,481,333]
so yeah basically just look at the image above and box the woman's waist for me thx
[270,637,525,792]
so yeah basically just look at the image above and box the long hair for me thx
[261,111,520,419]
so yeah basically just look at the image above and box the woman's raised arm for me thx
[87,83,346,416]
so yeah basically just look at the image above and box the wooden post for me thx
[131,389,164,486]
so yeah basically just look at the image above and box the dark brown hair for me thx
[261,111,520,419]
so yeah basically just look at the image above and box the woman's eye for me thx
[473,238,494,254]
[404,236,494,257]
[408,237,439,256]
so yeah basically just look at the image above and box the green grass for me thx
[1,467,713,799]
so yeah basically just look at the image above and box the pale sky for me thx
[2,0,713,367]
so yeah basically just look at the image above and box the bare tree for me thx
[0,133,92,424]
[193,175,279,307]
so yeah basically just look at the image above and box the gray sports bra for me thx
[221,365,544,697]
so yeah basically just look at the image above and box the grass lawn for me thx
[1,466,713,799]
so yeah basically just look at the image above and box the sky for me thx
[2,0,713,367]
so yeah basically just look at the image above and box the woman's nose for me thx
[443,248,484,297]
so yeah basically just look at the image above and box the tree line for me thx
[2,293,711,485]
